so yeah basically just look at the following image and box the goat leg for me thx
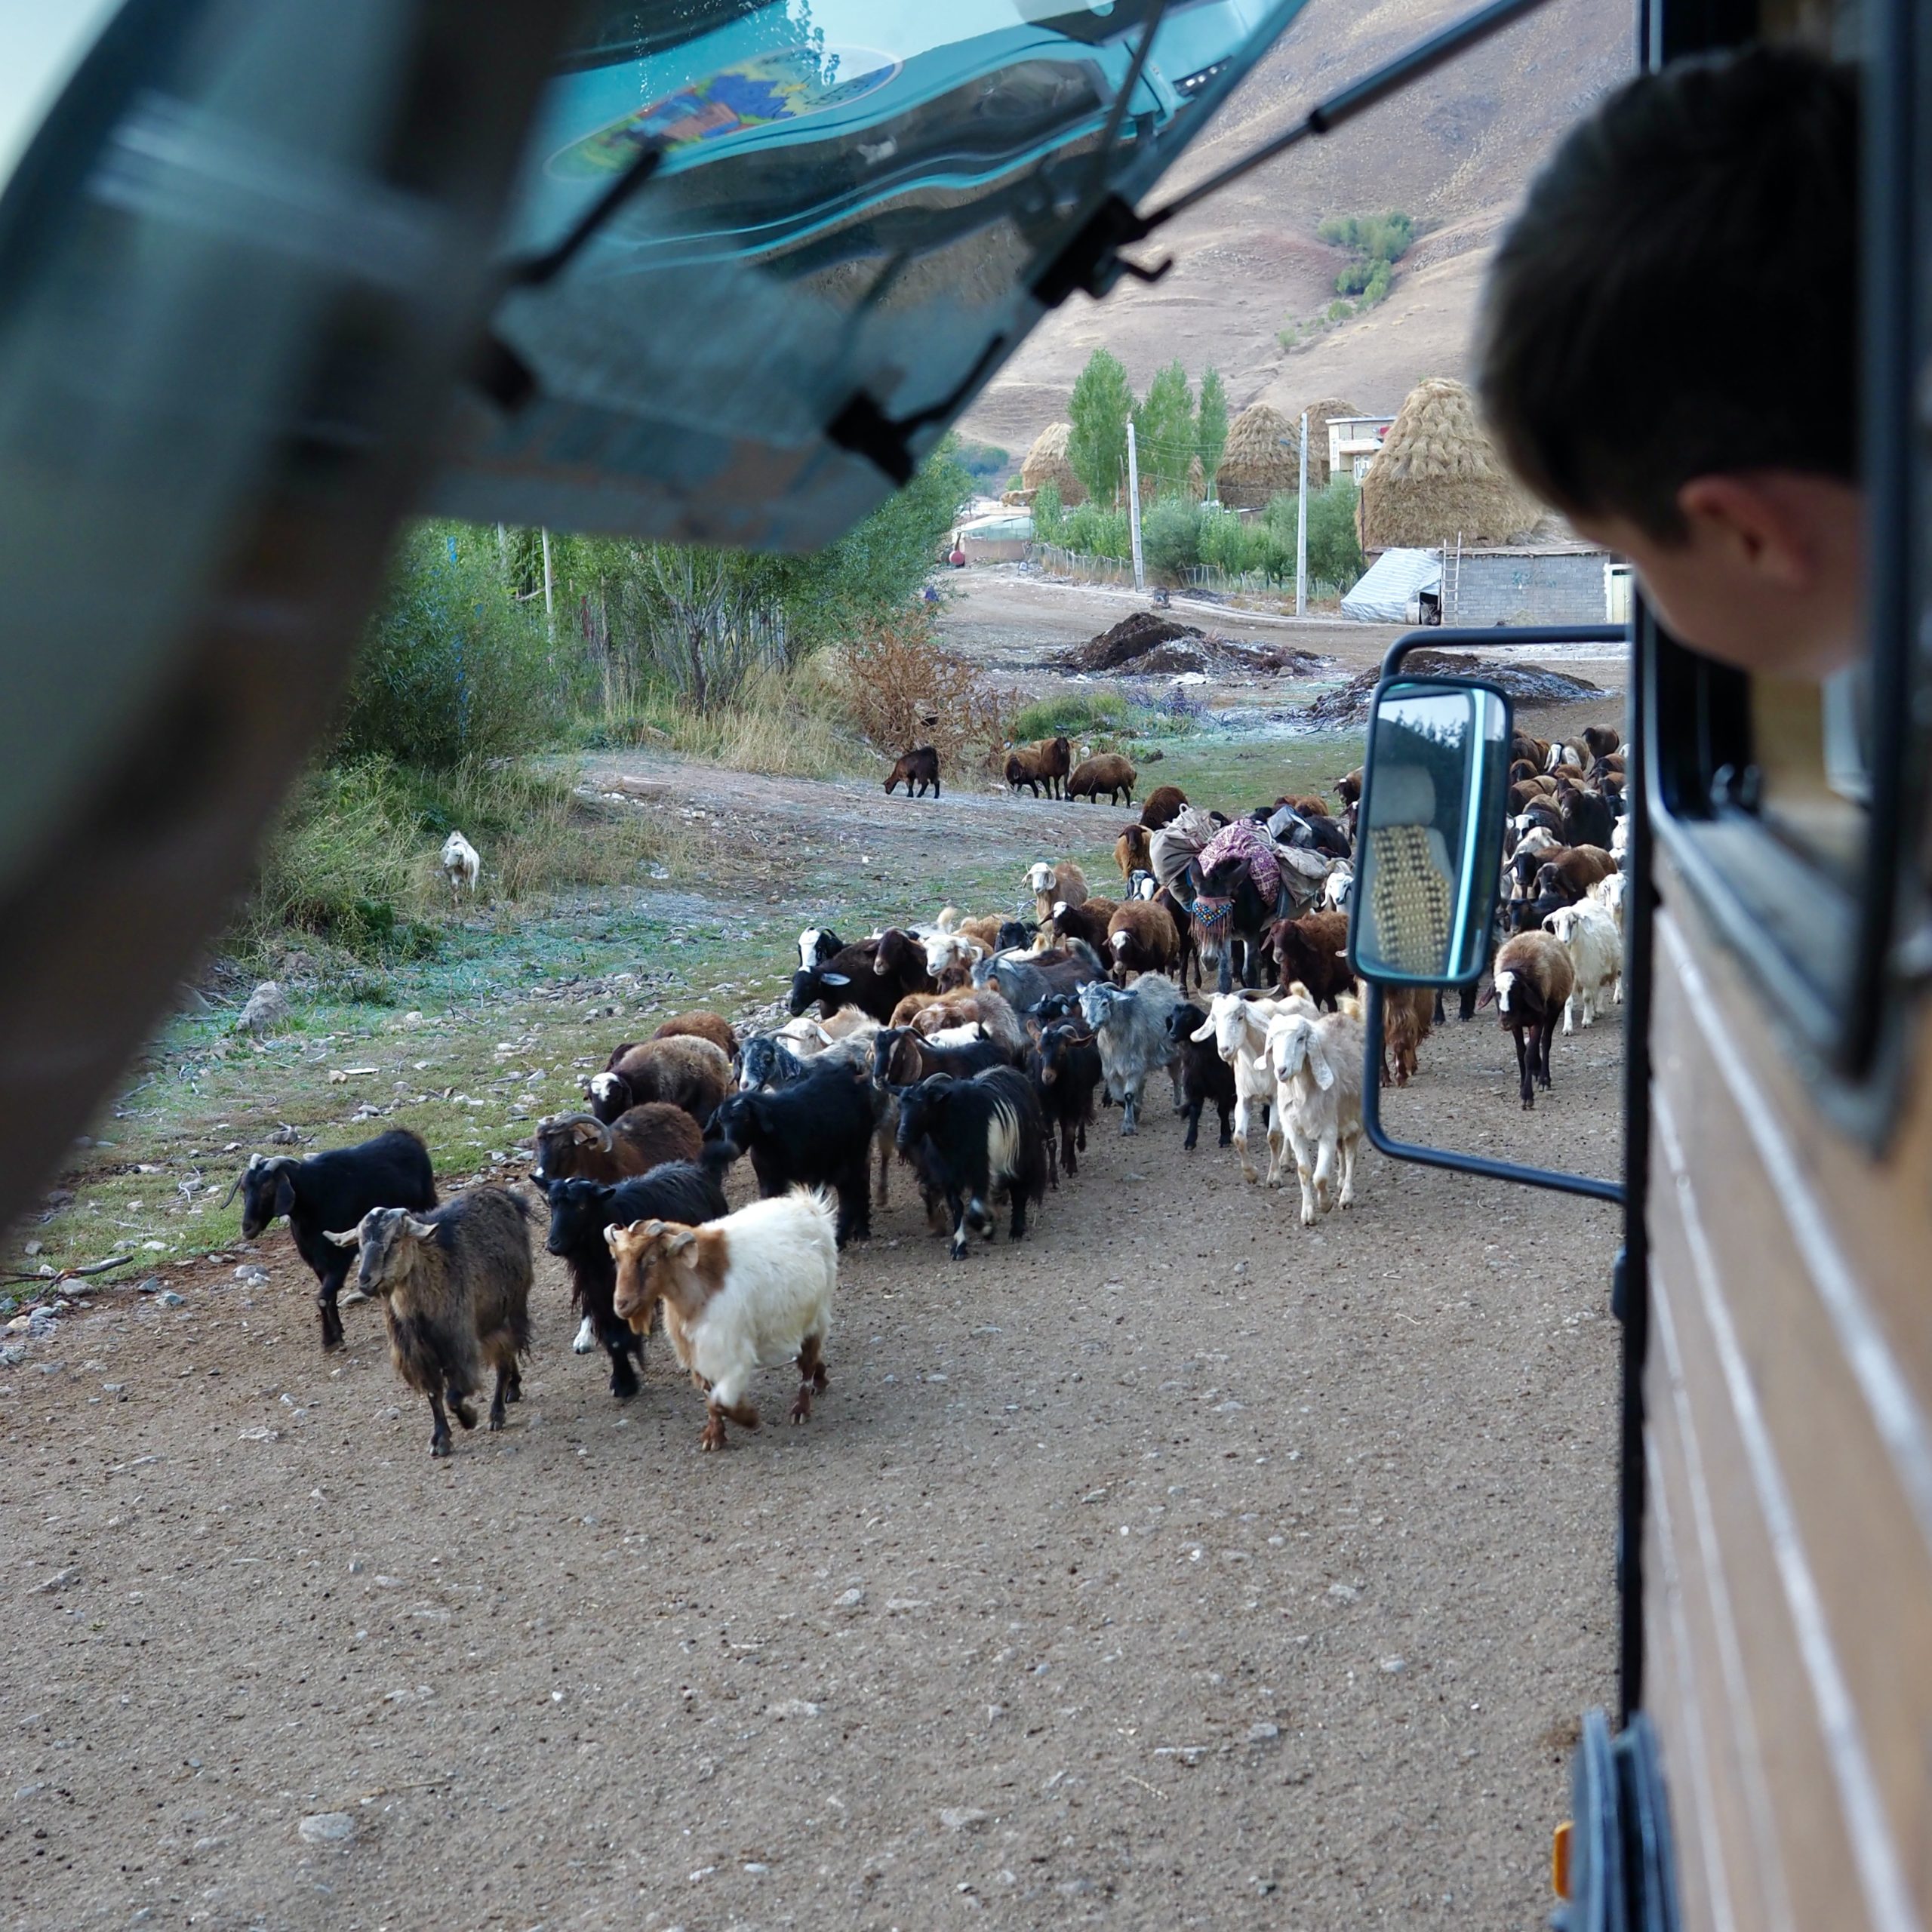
[489,1365,512,1432]
[791,1335,828,1423]
[1182,1097,1203,1152]
[448,1384,479,1431]
[428,1393,453,1459]
[316,1266,347,1352]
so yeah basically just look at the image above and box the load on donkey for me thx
[1150,808,1339,993]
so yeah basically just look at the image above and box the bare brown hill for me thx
[958,0,1629,458]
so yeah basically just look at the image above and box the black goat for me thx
[229,1129,435,1350]
[737,1033,813,1091]
[1028,1022,1102,1183]
[706,1063,881,1244]
[789,936,930,1024]
[545,1161,729,1400]
[872,1024,1006,1088]
[1165,1001,1235,1151]
[894,1067,1048,1260]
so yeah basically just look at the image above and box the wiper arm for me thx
[1032,0,1558,309]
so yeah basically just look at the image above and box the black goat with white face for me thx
[894,1068,1047,1260]
[226,1128,435,1349]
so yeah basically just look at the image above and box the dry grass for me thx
[835,612,1026,778]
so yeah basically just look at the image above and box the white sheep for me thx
[607,1188,838,1452]
[439,830,481,908]
[1589,870,1629,946]
[1263,1008,1366,1227]
[1320,863,1355,912]
[1543,899,1623,1031]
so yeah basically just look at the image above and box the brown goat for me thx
[884,745,940,798]
[1115,823,1152,881]
[1139,784,1188,830]
[1106,900,1180,980]
[1381,986,1435,1087]
[653,1010,737,1057]
[1066,754,1137,804]
[1047,897,1118,952]
[1267,912,1353,1012]
[907,986,1027,1063]
[531,1103,703,1185]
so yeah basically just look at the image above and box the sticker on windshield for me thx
[548,45,901,179]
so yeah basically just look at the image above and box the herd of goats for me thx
[226,721,1628,1460]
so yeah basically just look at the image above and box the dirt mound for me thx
[1297,651,1604,727]
[1063,611,1208,672]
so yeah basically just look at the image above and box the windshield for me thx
[435,0,1303,549]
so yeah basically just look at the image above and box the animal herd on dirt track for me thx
[231,724,1626,1460]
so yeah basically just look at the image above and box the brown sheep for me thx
[1486,931,1576,1108]
[1139,784,1188,831]
[531,1103,704,1185]
[1005,734,1072,799]
[1334,767,1364,808]
[1381,986,1435,1088]
[1066,754,1137,804]
[1581,724,1622,761]
[652,1010,737,1057]
[1267,912,1353,1012]
[955,914,1003,954]
[1038,734,1072,799]
[1106,900,1180,980]
[590,1035,733,1125]
[1026,860,1088,925]
[884,746,940,798]
[908,986,1028,1063]
[1115,823,1152,881]
[889,989,947,1029]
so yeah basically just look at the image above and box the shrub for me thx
[339,523,562,769]
[1140,497,1202,583]
[1011,691,1135,743]
[1032,481,1065,545]
[1060,501,1131,560]
[838,611,1023,777]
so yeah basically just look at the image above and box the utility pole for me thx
[1294,411,1309,616]
[1126,421,1145,593]
[540,526,555,641]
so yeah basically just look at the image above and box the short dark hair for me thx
[1478,47,1858,540]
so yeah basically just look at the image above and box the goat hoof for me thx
[789,1395,812,1424]
[430,1436,451,1458]
[488,1411,505,1432]
[699,1420,728,1451]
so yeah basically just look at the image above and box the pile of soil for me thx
[1063,611,1208,672]
[1296,650,1603,727]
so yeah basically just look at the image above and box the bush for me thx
[1140,497,1202,583]
[1060,501,1132,561]
[339,523,562,769]
[1011,691,1136,743]
[838,611,1023,777]
[1032,481,1065,545]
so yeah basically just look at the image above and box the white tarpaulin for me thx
[1341,547,1441,623]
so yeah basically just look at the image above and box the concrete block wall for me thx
[1445,552,1609,626]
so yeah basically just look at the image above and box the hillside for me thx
[958,0,1629,457]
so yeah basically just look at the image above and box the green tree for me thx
[1031,481,1065,545]
[1196,368,1229,497]
[1067,349,1135,506]
[1133,360,1196,497]
[1140,497,1202,583]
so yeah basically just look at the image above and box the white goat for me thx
[1191,990,1306,1186]
[1264,1008,1366,1227]
[607,1188,837,1452]
[921,930,985,985]
[1543,900,1623,1031]
[1589,870,1629,943]
[1320,863,1355,912]
[440,831,481,908]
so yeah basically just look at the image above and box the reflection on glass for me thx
[1352,683,1509,985]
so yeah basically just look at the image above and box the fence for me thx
[1182,563,1344,601]
[1029,544,1138,588]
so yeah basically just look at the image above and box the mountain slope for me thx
[958,0,1630,457]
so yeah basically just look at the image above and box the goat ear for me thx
[272,1174,297,1218]
[403,1216,438,1239]
[323,1228,360,1248]
[1310,1048,1335,1092]
[572,1119,601,1144]
[819,971,851,988]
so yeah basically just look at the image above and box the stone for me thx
[1247,1721,1281,1743]
[234,1266,270,1288]
[833,1586,866,1611]
[0,1345,23,1367]
[235,982,289,1037]
[297,1812,355,1844]
[156,1291,186,1309]
[137,1278,162,1296]
[940,1808,990,1832]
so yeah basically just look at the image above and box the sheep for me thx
[1066,753,1137,804]
[953,914,1004,955]
[589,1035,733,1126]
[872,1023,1005,1088]
[1381,986,1435,1087]
[531,1103,703,1186]
[789,935,931,1025]
[1589,869,1629,938]
[1266,911,1352,1012]
[797,928,844,974]
[1334,767,1364,808]
[1166,999,1235,1152]
[1140,784,1188,830]
[652,1010,737,1057]
[921,930,985,989]
[439,831,481,908]
[1106,900,1180,980]
[1543,900,1623,1032]
[1556,780,1616,851]
[1534,844,1618,909]
[1026,860,1088,924]
[1192,990,1306,1185]
[884,746,941,798]
[327,1189,532,1457]
[1581,724,1622,760]
[1005,735,1071,798]
[228,1128,436,1350]
[607,1189,838,1451]
[906,986,1027,1063]
[973,939,1106,1014]
[1046,897,1118,952]
[1115,823,1152,881]
[706,1062,881,1245]
[1487,931,1576,1108]
[1027,1021,1102,1183]
[544,1161,728,1398]
[1265,1008,1367,1226]
[1075,974,1183,1134]
[894,1067,1048,1259]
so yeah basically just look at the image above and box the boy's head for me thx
[1478,48,1863,678]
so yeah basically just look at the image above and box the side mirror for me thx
[1346,676,1512,986]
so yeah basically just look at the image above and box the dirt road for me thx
[1,1017,1619,1930]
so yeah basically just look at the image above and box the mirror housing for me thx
[1347,675,1512,986]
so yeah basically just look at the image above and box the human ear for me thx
[1675,475,1814,589]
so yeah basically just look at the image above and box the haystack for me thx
[1294,396,1363,488]
[1214,402,1300,509]
[1020,421,1086,507]
[1357,377,1543,549]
